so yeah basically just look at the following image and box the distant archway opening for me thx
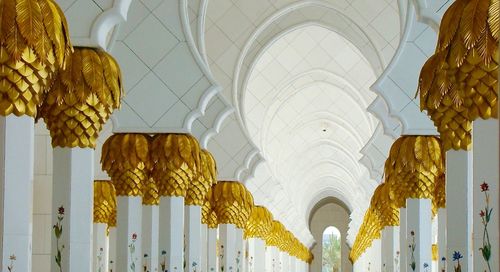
[322,226,341,272]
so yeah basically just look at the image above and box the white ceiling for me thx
[241,25,381,244]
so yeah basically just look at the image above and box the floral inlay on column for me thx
[220,244,225,271]
[53,206,65,272]
[236,251,241,272]
[479,181,492,272]
[129,233,137,272]
[423,262,430,272]
[160,250,167,271]
[452,251,463,272]
[7,255,16,271]
[143,253,149,272]
[191,261,198,272]
[440,257,446,272]
[97,248,104,272]
[395,250,400,272]
[408,230,416,271]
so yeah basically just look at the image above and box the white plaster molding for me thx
[200,102,235,149]
[370,3,437,135]
[367,97,401,139]
[235,149,262,182]
[183,85,220,132]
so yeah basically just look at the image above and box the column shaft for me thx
[201,224,208,271]
[382,226,400,272]
[437,208,446,272]
[249,238,265,272]
[400,208,407,272]
[0,116,34,271]
[52,147,94,271]
[207,227,218,272]
[142,205,159,272]
[93,223,109,272]
[116,196,142,272]
[220,224,237,272]
[159,196,184,272]
[473,119,499,272]
[446,150,473,272]
[109,227,117,272]
[406,198,432,272]
[185,205,202,272]
[235,228,244,272]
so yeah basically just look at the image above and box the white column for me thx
[473,119,498,272]
[406,198,432,272]
[0,116,34,271]
[432,217,438,272]
[109,227,117,272]
[220,224,236,272]
[185,205,202,272]
[52,147,94,271]
[93,223,109,272]
[400,207,408,272]
[159,196,184,272]
[248,238,266,272]
[290,255,296,272]
[280,252,289,272]
[370,238,382,271]
[235,228,244,272]
[142,205,159,272]
[446,150,473,272]
[207,227,217,272]
[437,208,446,272]
[116,196,142,272]
[382,226,400,272]
[201,224,208,271]
[268,246,279,272]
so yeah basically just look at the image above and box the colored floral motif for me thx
[160,250,167,272]
[441,257,446,272]
[408,231,416,271]
[220,245,225,272]
[7,254,16,272]
[452,251,463,272]
[143,253,149,272]
[192,261,198,272]
[129,233,137,272]
[53,205,65,272]
[110,260,114,272]
[236,251,241,272]
[479,181,492,272]
[423,262,430,272]
[97,248,104,272]
[395,251,400,272]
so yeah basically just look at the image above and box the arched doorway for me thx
[322,226,342,272]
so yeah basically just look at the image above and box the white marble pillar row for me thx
[159,196,184,272]
[248,238,266,272]
[116,196,143,272]
[267,246,279,272]
[52,147,94,271]
[219,224,237,272]
[201,224,208,271]
[406,198,432,272]
[93,223,109,272]
[472,119,499,272]
[382,226,400,272]
[142,205,159,272]
[185,205,202,272]
[207,227,218,272]
[280,252,289,272]
[235,228,244,272]
[437,208,446,272]
[446,150,473,272]
[109,227,117,272]
[400,207,408,272]
[0,116,34,272]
